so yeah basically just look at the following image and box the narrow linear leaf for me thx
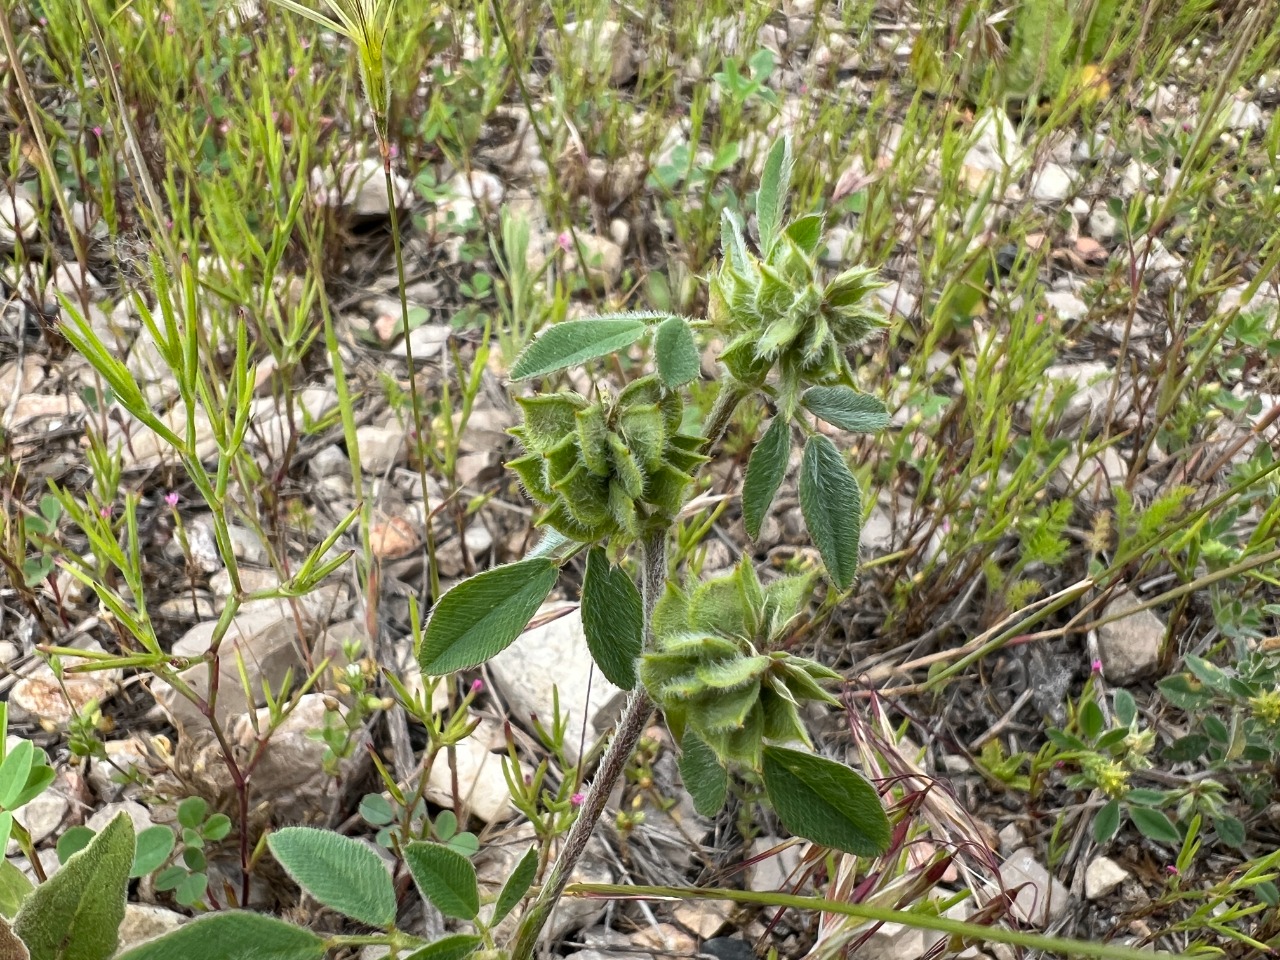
[115,913,326,960]
[800,387,889,434]
[761,746,890,856]
[402,935,484,960]
[511,318,649,380]
[742,417,790,540]
[581,547,643,690]
[492,847,538,926]
[0,916,28,960]
[654,315,701,388]
[678,734,729,817]
[1129,807,1181,845]
[13,812,134,960]
[267,827,395,928]
[421,559,559,674]
[798,435,863,589]
[404,842,480,921]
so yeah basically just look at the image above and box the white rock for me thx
[425,722,515,824]
[1030,163,1074,202]
[999,847,1070,925]
[9,646,119,728]
[564,235,624,290]
[964,108,1024,174]
[489,606,627,765]
[1085,856,1130,900]
[87,799,153,834]
[356,423,406,474]
[1097,590,1164,684]
[7,791,68,855]
[555,20,635,85]
[998,823,1023,854]
[745,836,802,891]
[311,158,412,218]
[1137,237,1184,294]
[307,445,351,481]
[389,323,451,361]
[0,193,37,244]
[1224,98,1264,133]
[118,904,186,949]
[0,641,18,665]
[1044,290,1087,322]
[1045,361,1112,426]
[87,738,149,801]
[1217,283,1279,319]
[874,281,917,319]
[1088,206,1120,241]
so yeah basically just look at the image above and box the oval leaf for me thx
[511,318,649,380]
[130,826,176,878]
[678,734,729,817]
[761,746,889,856]
[116,913,326,960]
[742,417,789,541]
[492,846,538,926]
[0,741,34,810]
[798,435,862,589]
[1092,799,1121,845]
[581,547,642,690]
[268,827,395,928]
[801,386,889,433]
[13,812,134,960]
[403,935,484,960]
[0,860,32,920]
[654,315,700,388]
[1129,807,1181,845]
[421,559,559,674]
[405,842,480,920]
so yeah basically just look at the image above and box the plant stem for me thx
[509,530,667,960]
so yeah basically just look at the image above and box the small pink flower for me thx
[388,143,399,159]
[287,66,297,78]
[570,793,585,807]
[165,491,180,508]
[1091,658,1104,674]
[99,505,112,519]
[218,121,230,134]
[92,126,103,137]
[1035,312,1046,325]
[470,678,484,694]
[556,232,572,252]
[1166,865,1179,875]
[161,12,171,21]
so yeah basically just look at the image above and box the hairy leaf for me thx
[678,734,729,817]
[581,547,642,689]
[762,746,889,856]
[267,827,395,928]
[800,387,889,433]
[756,137,794,256]
[115,913,326,960]
[511,317,650,380]
[404,843,480,920]
[798,435,862,589]
[742,417,790,541]
[654,315,701,388]
[421,559,559,674]
[402,936,484,960]
[492,847,538,926]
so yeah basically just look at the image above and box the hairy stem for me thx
[509,530,667,960]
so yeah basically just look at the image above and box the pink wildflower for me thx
[165,491,180,508]
[570,793,585,807]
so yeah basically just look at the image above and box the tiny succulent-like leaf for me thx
[267,827,395,929]
[678,734,729,816]
[762,746,890,856]
[14,811,134,960]
[492,846,538,926]
[420,559,559,674]
[756,137,794,257]
[742,417,790,540]
[581,547,643,690]
[404,842,480,920]
[510,317,650,380]
[798,435,862,589]
[115,913,326,960]
[654,315,701,388]
[801,386,889,434]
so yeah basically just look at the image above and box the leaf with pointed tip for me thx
[267,827,395,928]
[511,317,652,380]
[404,842,480,920]
[762,746,889,856]
[421,559,559,674]
[13,812,134,960]
[784,214,824,256]
[798,435,862,589]
[492,846,538,926]
[678,734,729,816]
[756,137,794,257]
[654,315,700,388]
[115,913,326,960]
[742,417,790,540]
[581,547,642,689]
[801,387,889,434]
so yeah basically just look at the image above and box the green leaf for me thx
[510,317,649,380]
[402,935,484,960]
[434,810,458,842]
[800,387,889,433]
[130,827,175,878]
[742,417,790,541]
[1214,815,1245,849]
[1113,689,1136,728]
[654,315,701,389]
[0,815,11,860]
[756,137,793,256]
[1163,734,1208,763]
[0,916,29,960]
[10,764,55,811]
[404,842,480,920]
[360,794,396,826]
[14,811,134,960]
[678,734,729,816]
[55,827,95,866]
[0,860,32,919]
[420,559,559,674]
[176,797,206,830]
[798,435,863,589]
[581,547,643,689]
[0,741,33,809]
[784,214,824,256]
[492,846,538,926]
[1129,807,1180,845]
[115,913,326,960]
[1093,799,1121,844]
[267,827,396,928]
[761,746,889,856]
